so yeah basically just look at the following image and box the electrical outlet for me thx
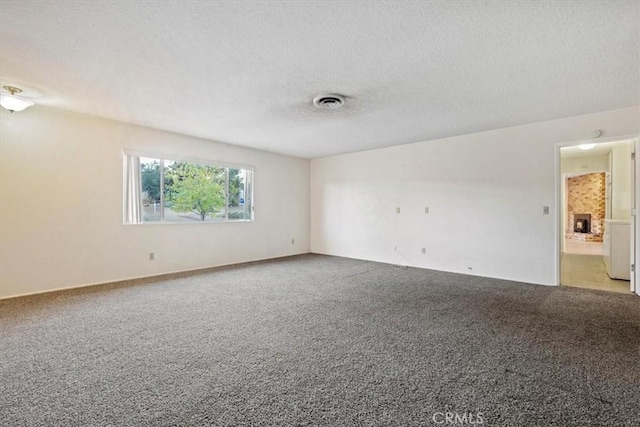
[542,206,549,215]
[396,207,400,214]
[291,238,295,245]
[468,266,473,271]
[421,248,426,254]
[149,252,155,261]
[424,207,429,214]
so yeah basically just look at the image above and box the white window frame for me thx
[123,150,255,225]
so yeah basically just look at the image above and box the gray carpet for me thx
[1,254,639,426]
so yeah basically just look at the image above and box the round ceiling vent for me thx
[313,94,345,109]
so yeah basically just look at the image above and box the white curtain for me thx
[124,155,142,224]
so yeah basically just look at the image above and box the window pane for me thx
[164,161,226,222]
[227,168,244,220]
[228,168,253,221]
[140,157,162,222]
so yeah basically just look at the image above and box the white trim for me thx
[555,143,562,286]
[0,252,310,300]
[632,138,639,296]
[122,219,253,226]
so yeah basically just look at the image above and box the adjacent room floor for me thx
[1,254,639,426]
[562,239,631,294]
[563,238,604,256]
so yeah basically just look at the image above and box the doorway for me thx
[558,138,638,294]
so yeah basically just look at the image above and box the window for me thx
[124,154,253,224]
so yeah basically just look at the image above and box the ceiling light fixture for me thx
[313,94,345,110]
[0,86,34,113]
[578,143,596,150]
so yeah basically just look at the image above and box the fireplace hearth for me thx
[573,213,591,233]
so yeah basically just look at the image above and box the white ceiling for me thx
[1,1,639,159]
[561,139,633,159]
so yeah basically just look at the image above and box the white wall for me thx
[561,154,610,175]
[611,141,632,220]
[0,107,310,298]
[310,107,640,286]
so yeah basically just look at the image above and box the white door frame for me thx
[632,138,639,295]
[555,134,640,294]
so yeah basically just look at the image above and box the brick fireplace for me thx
[566,172,606,242]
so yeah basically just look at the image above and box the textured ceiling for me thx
[1,1,639,159]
